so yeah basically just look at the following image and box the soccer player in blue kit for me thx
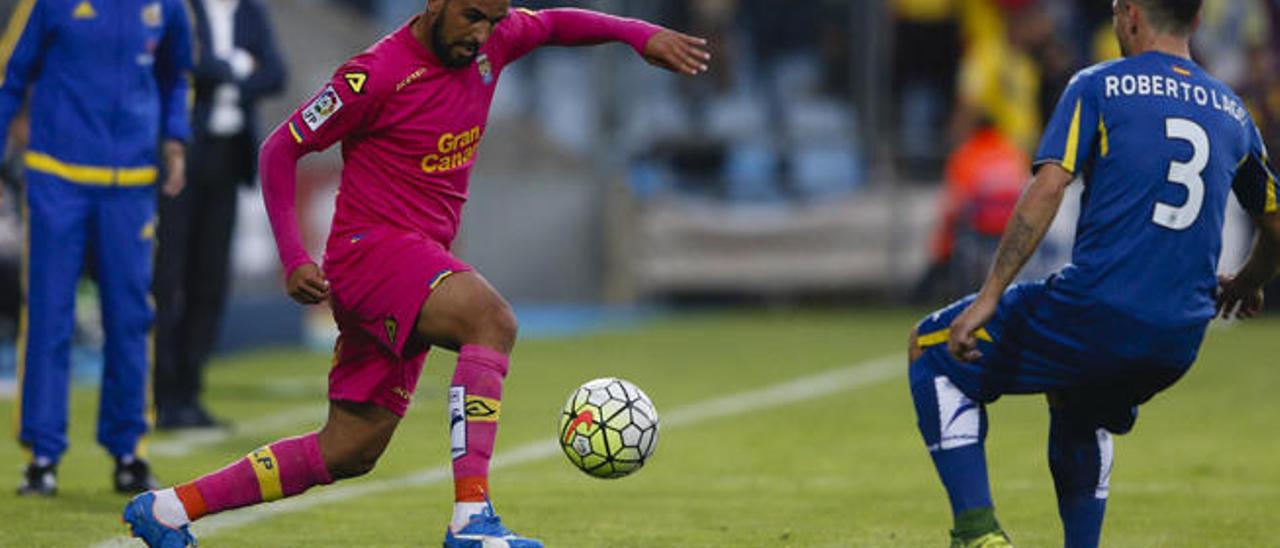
[907,1,1280,546]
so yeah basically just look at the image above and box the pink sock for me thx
[177,432,333,520]
[449,345,508,502]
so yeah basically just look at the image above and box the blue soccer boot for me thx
[122,492,198,547]
[443,499,542,548]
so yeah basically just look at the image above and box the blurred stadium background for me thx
[1,0,1277,376]
[1,0,1279,544]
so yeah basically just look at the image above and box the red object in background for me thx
[969,176,1023,236]
[995,0,1033,12]
[930,128,1029,262]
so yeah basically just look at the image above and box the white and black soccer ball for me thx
[558,377,659,479]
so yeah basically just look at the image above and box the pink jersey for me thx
[260,8,662,276]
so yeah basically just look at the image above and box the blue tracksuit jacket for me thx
[0,0,193,461]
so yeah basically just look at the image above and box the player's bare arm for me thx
[948,163,1073,362]
[642,30,710,76]
[1217,212,1280,319]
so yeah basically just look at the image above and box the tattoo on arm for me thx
[976,165,1070,300]
[990,213,1040,289]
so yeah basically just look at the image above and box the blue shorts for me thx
[914,277,1207,431]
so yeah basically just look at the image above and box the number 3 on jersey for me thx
[1154,118,1209,230]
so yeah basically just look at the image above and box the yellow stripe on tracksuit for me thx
[1267,169,1278,214]
[1061,99,1083,173]
[917,327,993,349]
[0,0,36,88]
[249,447,284,502]
[25,151,158,186]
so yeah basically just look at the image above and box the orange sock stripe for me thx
[175,483,208,521]
[455,477,489,502]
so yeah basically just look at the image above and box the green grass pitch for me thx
[1,309,1277,546]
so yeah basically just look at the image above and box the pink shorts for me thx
[322,227,472,416]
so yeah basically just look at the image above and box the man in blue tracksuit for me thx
[0,0,193,496]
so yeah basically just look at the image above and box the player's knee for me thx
[317,406,397,480]
[1100,406,1137,435]
[489,302,518,349]
[908,328,923,363]
[330,459,377,480]
[327,444,386,480]
[468,298,518,354]
[347,450,382,478]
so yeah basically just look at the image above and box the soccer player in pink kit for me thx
[121,1,709,546]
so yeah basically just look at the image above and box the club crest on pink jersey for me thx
[477,54,493,85]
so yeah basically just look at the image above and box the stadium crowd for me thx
[895,0,1280,302]
[1,0,1278,396]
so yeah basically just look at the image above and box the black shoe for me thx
[114,456,158,494]
[17,461,57,496]
[185,403,227,429]
[155,404,185,430]
[157,403,228,431]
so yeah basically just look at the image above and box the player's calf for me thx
[412,271,532,535]
[121,401,399,543]
[449,345,509,528]
[1047,399,1112,548]
[316,400,400,480]
[909,352,1005,545]
[122,432,334,546]
[322,446,382,480]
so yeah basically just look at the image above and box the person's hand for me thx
[1216,274,1265,320]
[287,263,330,305]
[642,30,711,76]
[161,140,186,197]
[0,158,19,207]
[230,48,257,80]
[948,297,997,363]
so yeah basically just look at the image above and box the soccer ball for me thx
[558,377,659,479]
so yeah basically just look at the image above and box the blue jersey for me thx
[1035,51,1280,326]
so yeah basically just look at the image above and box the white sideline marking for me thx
[92,355,900,547]
[148,405,328,457]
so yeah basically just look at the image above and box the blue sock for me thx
[1048,406,1113,548]
[909,357,997,532]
